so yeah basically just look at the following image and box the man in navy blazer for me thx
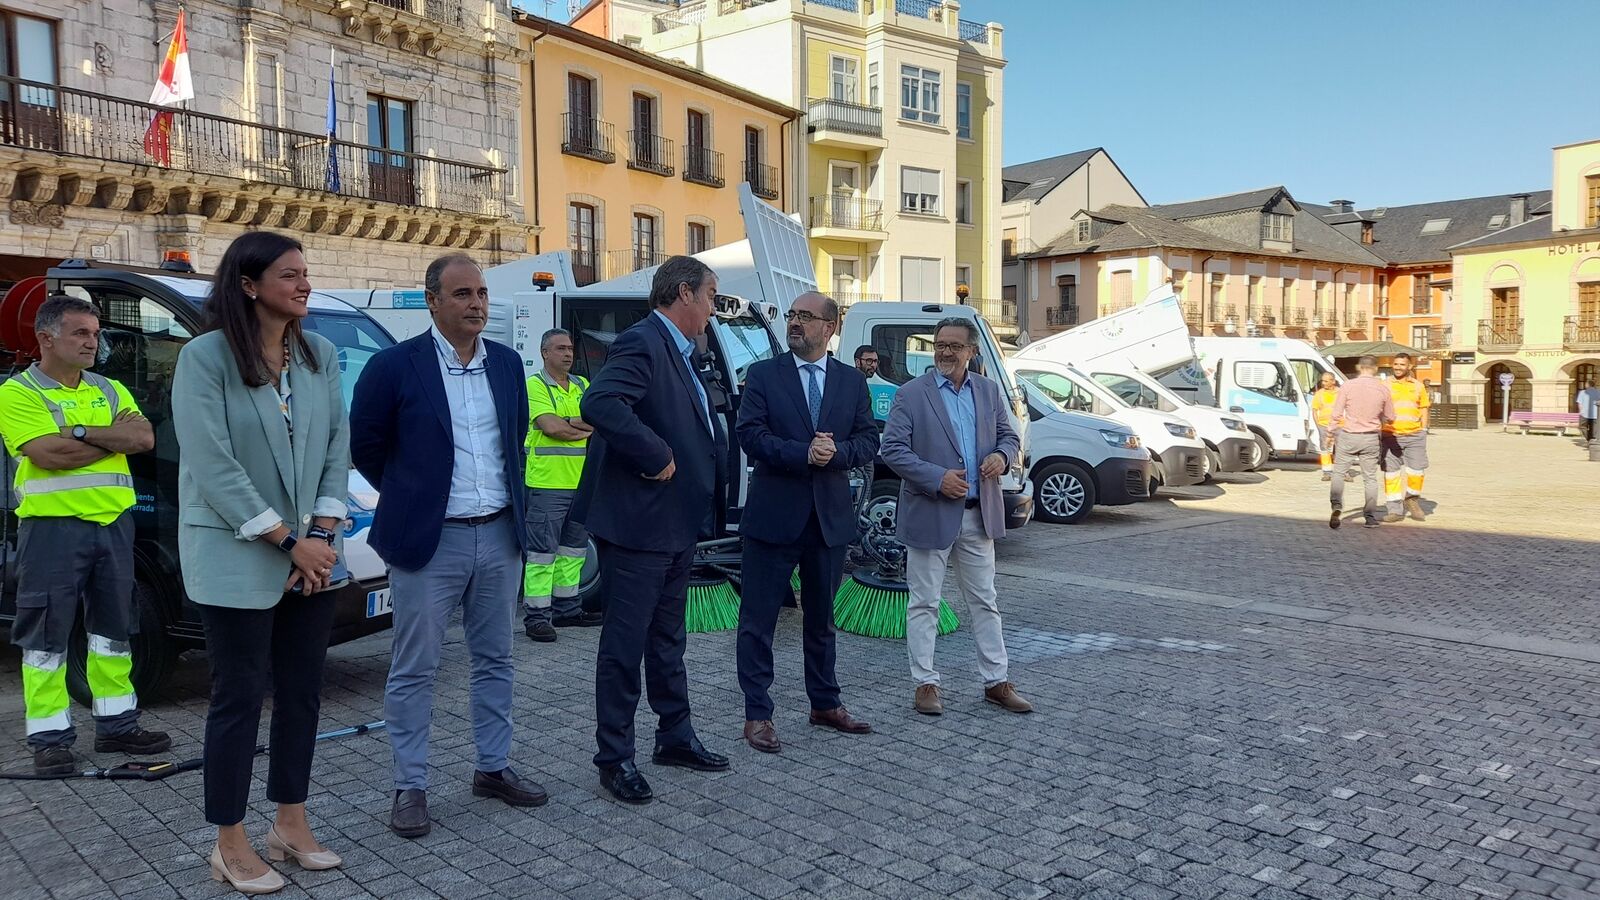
[351,254,546,838]
[577,256,730,805]
[734,292,878,754]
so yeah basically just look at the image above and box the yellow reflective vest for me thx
[0,365,137,524]
[1385,378,1430,435]
[525,371,588,490]
[1311,388,1338,428]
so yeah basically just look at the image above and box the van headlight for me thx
[1165,422,1197,439]
[1100,429,1140,449]
[1221,417,1247,432]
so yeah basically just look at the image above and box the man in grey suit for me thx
[879,317,1032,717]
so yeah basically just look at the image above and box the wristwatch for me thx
[71,425,88,442]
[277,532,298,553]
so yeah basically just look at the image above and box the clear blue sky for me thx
[957,0,1594,207]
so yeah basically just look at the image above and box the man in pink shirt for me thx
[1327,356,1395,529]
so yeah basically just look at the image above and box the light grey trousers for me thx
[905,506,1009,688]
[1330,431,1381,519]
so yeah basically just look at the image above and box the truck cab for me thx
[0,259,396,703]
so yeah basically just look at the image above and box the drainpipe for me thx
[1195,254,1212,328]
[522,17,548,252]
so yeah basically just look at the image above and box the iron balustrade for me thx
[627,130,675,177]
[895,0,942,19]
[371,0,471,28]
[809,194,884,231]
[1478,319,1523,351]
[958,18,988,42]
[807,98,882,138]
[0,75,504,215]
[569,244,601,286]
[1565,316,1600,351]
[682,144,725,187]
[606,247,664,278]
[1046,307,1078,327]
[744,159,779,200]
[562,113,616,163]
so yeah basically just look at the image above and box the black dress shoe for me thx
[554,611,603,627]
[651,739,730,772]
[390,788,430,838]
[33,746,75,777]
[94,727,172,755]
[473,767,548,807]
[525,621,557,642]
[597,762,653,805]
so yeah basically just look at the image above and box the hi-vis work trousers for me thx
[13,513,143,750]
[523,487,588,626]
[1381,432,1429,513]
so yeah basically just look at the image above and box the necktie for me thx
[804,363,822,430]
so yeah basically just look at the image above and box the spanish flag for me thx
[143,10,194,167]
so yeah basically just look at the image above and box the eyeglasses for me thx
[783,310,836,324]
[435,340,487,376]
[933,342,971,353]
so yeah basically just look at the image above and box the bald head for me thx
[784,291,839,361]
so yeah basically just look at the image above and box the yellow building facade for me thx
[1447,139,1600,420]
[516,13,798,283]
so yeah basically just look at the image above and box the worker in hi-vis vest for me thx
[521,328,600,642]
[1380,351,1431,523]
[1310,371,1340,481]
[0,295,171,775]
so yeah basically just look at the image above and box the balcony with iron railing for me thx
[1478,319,1523,352]
[627,131,675,177]
[605,246,664,279]
[650,0,999,53]
[1208,303,1237,326]
[833,290,882,307]
[0,75,505,216]
[569,244,601,286]
[1245,306,1276,328]
[809,194,885,236]
[744,159,779,200]
[1310,310,1339,330]
[1046,306,1079,328]
[806,97,884,146]
[562,113,616,163]
[1427,325,1453,352]
[1566,316,1600,351]
[1182,301,1202,327]
[681,144,724,188]
[1347,311,1368,332]
[356,0,472,30]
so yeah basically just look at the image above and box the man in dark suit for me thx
[735,292,878,754]
[577,255,729,805]
[351,253,546,839]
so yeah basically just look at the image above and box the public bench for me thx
[1506,411,1582,435]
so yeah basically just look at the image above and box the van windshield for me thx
[1015,369,1116,416]
[301,312,396,411]
[1092,372,1177,412]
[710,313,779,387]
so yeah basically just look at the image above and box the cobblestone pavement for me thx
[2,430,1599,899]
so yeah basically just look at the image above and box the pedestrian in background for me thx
[1381,352,1431,523]
[734,292,879,754]
[1576,379,1600,444]
[351,253,545,840]
[853,344,879,379]
[172,232,348,893]
[521,327,599,642]
[0,296,168,776]
[1327,355,1395,530]
[879,317,1031,717]
[578,255,730,806]
[1310,371,1339,482]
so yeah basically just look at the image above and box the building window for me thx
[568,202,598,285]
[1588,175,1600,228]
[1261,213,1292,243]
[955,264,972,292]
[1313,281,1328,321]
[1343,282,1356,323]
[254,52,281,160]
[1580,281,1600,323]
[1111,270,1133,309]
[867,61,879,107]
[1247,275,1263,318]
[900,256,942,303]
[900,166,941,216]
[955,179,972,224]
[366,93,415,205]
[1281,277,1296,322]
[833,257,859,301]
[1057,276,1077,311]
[686,221,709,255]
[632,213,658,269]
[1001,228,1017,259]
[1411,275,1431,314]
[1208,273,1226,322]
[0,11,57,142]
[955,81,971,139]
[1411,325,1431,350]
[899,65,940,124]
[1076,220,1090,242]
[1377,273,1389,316]
[830,55,858,103]
[1491,286,1520,327]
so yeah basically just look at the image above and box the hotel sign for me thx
[1549,241,1595,256]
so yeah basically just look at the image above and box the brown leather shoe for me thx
[983,681,1033,714]
[809,706,872,734]
[1404,496,1426,521]
[913,684,942,716]
[743,719,780,754]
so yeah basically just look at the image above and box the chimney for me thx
[1330,199,1354,214]
[1509,193,1529,226]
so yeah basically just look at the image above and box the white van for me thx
[1159,336,1344,459]
[1018,379,1151,524]
[1007,358,1207,495]
[1084,365,1259,476]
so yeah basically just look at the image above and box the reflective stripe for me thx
[533,446,586,457]
[92,693,138,718]
[21,649,64,672]
[556,545,587,558]
[21,472,134,496]
[87,634,132,657]
[15,366,121,425]
[26,709,71,735]
[528,553,556,566]
[524,594,552,610]
[551,584,579,599]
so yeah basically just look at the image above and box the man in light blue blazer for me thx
[879,316,1032,718]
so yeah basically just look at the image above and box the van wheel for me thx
[1251,433,1272,465]
[1033,462,1095,524]
[1201,449,1216,483]
[578,537,604,613]
[66,579,179,709]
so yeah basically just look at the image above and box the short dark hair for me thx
[934,316,979,346]
[425,252,479,298]
[35,294,97,337]
[853,344,877,361]
[1393,352,1412,362]
[650,256,713,309]
[540,328,571,351]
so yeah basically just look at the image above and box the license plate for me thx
[366,588,393,618]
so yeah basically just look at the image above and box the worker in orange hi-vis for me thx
[1380,352,1431,523]
[1310,371,1340,482]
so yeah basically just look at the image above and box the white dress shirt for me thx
[431,325,509,518]
[794,352,827,404]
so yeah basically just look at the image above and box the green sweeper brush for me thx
[684,571,741,633]
[833,568,958,639]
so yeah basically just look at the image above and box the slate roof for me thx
[1444,213,1578,252]
[1000,148,1101,203]
[1302,191,1552,264]
[1146,187,1291,220]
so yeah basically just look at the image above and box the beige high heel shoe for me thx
[209,844,286,895]
[266,826,343,870]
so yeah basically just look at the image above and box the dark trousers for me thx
[1585,417,1596,442]
[197,593,335,826]
[592,538,697,767]
[736,513,844,721]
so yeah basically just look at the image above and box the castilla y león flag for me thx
[143,10,195,166]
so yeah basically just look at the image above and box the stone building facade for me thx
[0,0,532,288]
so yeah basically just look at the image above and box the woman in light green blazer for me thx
[172,232,349,895]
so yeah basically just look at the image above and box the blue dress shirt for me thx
[933,370,978,499]
[653,310,711,431]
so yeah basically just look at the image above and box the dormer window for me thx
[1261,213,1292,243]
[1077,219,1090,242]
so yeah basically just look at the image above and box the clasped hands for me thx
[939,452,1007,499]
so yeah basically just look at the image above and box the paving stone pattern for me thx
[1,430,1598,898]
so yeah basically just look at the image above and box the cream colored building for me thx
[0,0,530,288]
[572,0,1006,324]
